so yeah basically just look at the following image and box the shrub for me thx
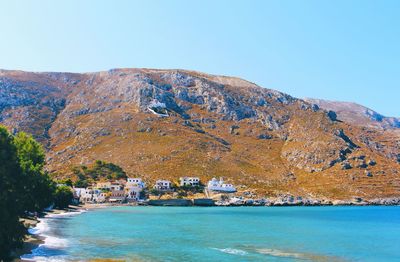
[54,186,74,209]
[70,160,127,184]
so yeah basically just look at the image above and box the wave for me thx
[42,235,69,249]
[46,209,87,218]
[20,255,69,262]
[28,210,86,236]
[21,209,86,261]
[27,218,47,235]
[212,248,248,256]
[21,220,69,261]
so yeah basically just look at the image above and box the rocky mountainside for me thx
[1,68,399,200]
[305,98,400,130]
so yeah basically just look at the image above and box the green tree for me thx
[54,186,74,209]
[74,179,89,188]
[64,178,73,187]
[13,132,55,212]
[0,128,58,260]
[57,178,73,187]
[0,127,26,260]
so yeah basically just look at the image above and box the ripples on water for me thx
[21,206,400,262]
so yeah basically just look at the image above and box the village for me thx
[67,166,384,207]
[67,174,384,207]
[70,176,269,206]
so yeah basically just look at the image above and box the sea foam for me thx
[212,248,248,256]
[21,210,86,261]
[46,209,86,218]
[20,255,69,262]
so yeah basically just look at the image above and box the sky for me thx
[0,0,399,117]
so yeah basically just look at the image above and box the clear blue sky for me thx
[1,0,399,116]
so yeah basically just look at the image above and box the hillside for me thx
[1,68,399,200]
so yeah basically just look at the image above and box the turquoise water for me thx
[23,206,400,261]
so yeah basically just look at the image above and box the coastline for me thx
[142,196,400,207]
[15,203,132,261]
[12,219,44,261]
[13,206,87,262]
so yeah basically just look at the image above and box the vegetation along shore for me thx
[0,127,76,261]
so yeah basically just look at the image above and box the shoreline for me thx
[74,198,400,208]
[15,203,136,261]
[13,206,87,261]
[139,196,400,207]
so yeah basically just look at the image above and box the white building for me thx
[95,192,107,203]
[179,177,200,187]
[207,177,236,193]
[79,188,92,202]
[110,182,122,191]
[125,178,146,201]
[127,178,146,188]
[80,188,105,203]
[154,180,172,191]
[73,188,87,199]
[125,187,143,201]
[95,182,111,190]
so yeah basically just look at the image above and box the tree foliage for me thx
[0,127,56,260]
[0,127,26,260]
[54,186,73,209]
[14,132,56,212]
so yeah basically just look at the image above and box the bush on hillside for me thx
[71,160,127,185]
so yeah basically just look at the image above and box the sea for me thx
[21,206,400,261]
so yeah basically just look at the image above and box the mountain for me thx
[1,68,399,200]
[304,98,400,130]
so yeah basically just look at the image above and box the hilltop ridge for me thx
[305,98,400,130]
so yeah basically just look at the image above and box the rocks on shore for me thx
[214,195,400,207]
